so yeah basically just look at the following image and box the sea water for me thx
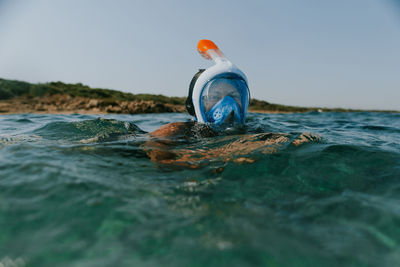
[0,112,399,267]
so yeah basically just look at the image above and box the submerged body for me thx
[145,121,321,167]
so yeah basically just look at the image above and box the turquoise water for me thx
[0,112,399,267]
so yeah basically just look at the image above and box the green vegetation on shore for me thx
[0,78,185,105]
[0,77,397,113]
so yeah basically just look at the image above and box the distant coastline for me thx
[0,78,397,114]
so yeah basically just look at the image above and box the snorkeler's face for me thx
[200,74,249,125]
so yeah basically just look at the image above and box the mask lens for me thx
[201,75,248,113]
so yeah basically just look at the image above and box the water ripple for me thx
[0,112,399,267]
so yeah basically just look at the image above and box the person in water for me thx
[144,40,319,167]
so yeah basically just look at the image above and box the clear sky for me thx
[0,0,399,110]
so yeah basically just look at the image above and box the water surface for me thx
[0,112,399,267]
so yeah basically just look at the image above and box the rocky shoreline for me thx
[0,94,186,114]
[1,78,398,114]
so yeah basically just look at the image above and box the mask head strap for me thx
[186,69,205,116]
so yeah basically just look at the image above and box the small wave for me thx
[360,125,400,134]
[16,118,33,123]
[362,125,390,131]
[33,118,146,142]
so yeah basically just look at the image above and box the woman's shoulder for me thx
[150,122,195,137]
[150,121,217,139]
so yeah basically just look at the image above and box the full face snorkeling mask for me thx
[186,40,250,125]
